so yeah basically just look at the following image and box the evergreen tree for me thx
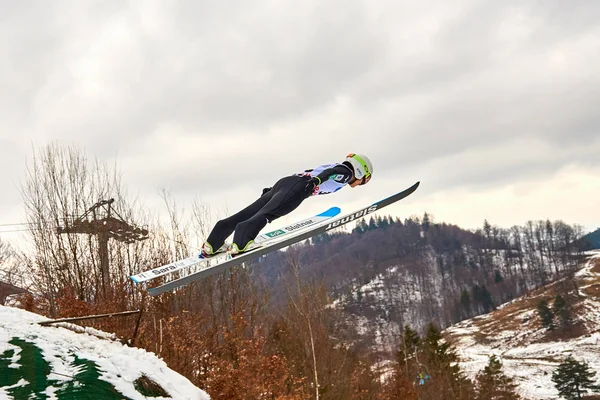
[422,212,431,233]
[352,223,364,235]
[423,323,454,366]
[475,355,520,400]
[460,289,472,316]
[481,286,495,312]
[421,323,475,399]
[396,325,420,375]
[403,325,420,353]
[389,325,421,400]
[357,219,368,234]
[494,270,504,284]
[483,220,492,247]
[553,294,572,328]
[473,285,495,313]
[552,356,600,399]
[380,216,391,229]
[368,216,377,231]
[472,285,483,313]
[537,299,555,331]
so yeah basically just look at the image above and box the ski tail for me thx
[147,182,420,296]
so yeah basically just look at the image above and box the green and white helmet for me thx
[345,153,373,184]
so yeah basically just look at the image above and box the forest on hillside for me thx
[583,228,600,249]
[0,144,589,399]
[252,210,587,355]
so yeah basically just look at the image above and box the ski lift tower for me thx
[57,199,149,297]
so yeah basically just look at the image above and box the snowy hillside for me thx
[332,260,439,354]
[0,306,210,399]
[445,251,600,399]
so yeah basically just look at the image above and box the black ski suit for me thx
[205,163,354,251]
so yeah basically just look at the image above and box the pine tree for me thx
[494,270,504,283]
[422,212,431,233]
[353,224,364,235]
[475,355,520,399]
[472,285,495,313]
[368,216,377,231]
[380,216,391,229]
[552,356,600,399]
[460,289,472,317]
[421,323,475,399]
[472,285,483,313]
[553,295,572,328]
[396,325,420,377]
[537,299,555,331]
[357,219,368,234]
[480,286,495,312]
[385,326,421,400]
[403,325,420,353]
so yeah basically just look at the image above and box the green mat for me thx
[0,338,133,400]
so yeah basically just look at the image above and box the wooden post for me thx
[38,310,140,326]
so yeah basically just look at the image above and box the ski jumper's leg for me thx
[233,176,309,249]
[204,190,273,251]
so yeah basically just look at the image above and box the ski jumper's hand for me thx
[304,177,321,195]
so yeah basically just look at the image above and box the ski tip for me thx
[371,181,421,206]
[318,206,341,217]
[404,181,420,192]
[130,276,140,284]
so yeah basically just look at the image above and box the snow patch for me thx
[0,305,210,400]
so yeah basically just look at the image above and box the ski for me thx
[147,181,420,296]
[129,206,341,283]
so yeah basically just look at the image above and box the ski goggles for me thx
[347,153,371,185]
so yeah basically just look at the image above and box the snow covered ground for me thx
[0,305,210,400]
[445,251,600,399]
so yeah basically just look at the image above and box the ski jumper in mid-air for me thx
[201,153,373,257]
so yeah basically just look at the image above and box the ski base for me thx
[130,206,341,283]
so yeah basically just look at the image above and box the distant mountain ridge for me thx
[583,228,600,249]
[254,215,587,355]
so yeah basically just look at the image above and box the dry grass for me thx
[473,294,551,336]
[450,255,600,347]
[471,330,493,346]
[538,322,587,342]
[591,258,600,274]
[584,284,600,297]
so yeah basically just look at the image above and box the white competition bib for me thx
[297,163,349,195]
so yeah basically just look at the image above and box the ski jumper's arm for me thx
[312,164,354,186]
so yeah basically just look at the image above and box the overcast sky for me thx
[1,0,599,244]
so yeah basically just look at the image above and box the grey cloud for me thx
[1,0,600,230]
[7,0,386,158]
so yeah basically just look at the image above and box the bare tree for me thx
[159,188,190,260]
[0,238,15,280]
[19,144,150,313]
[0,238,28,296]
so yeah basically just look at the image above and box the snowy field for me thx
[445,251,600,399]
[0,305,210,400]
